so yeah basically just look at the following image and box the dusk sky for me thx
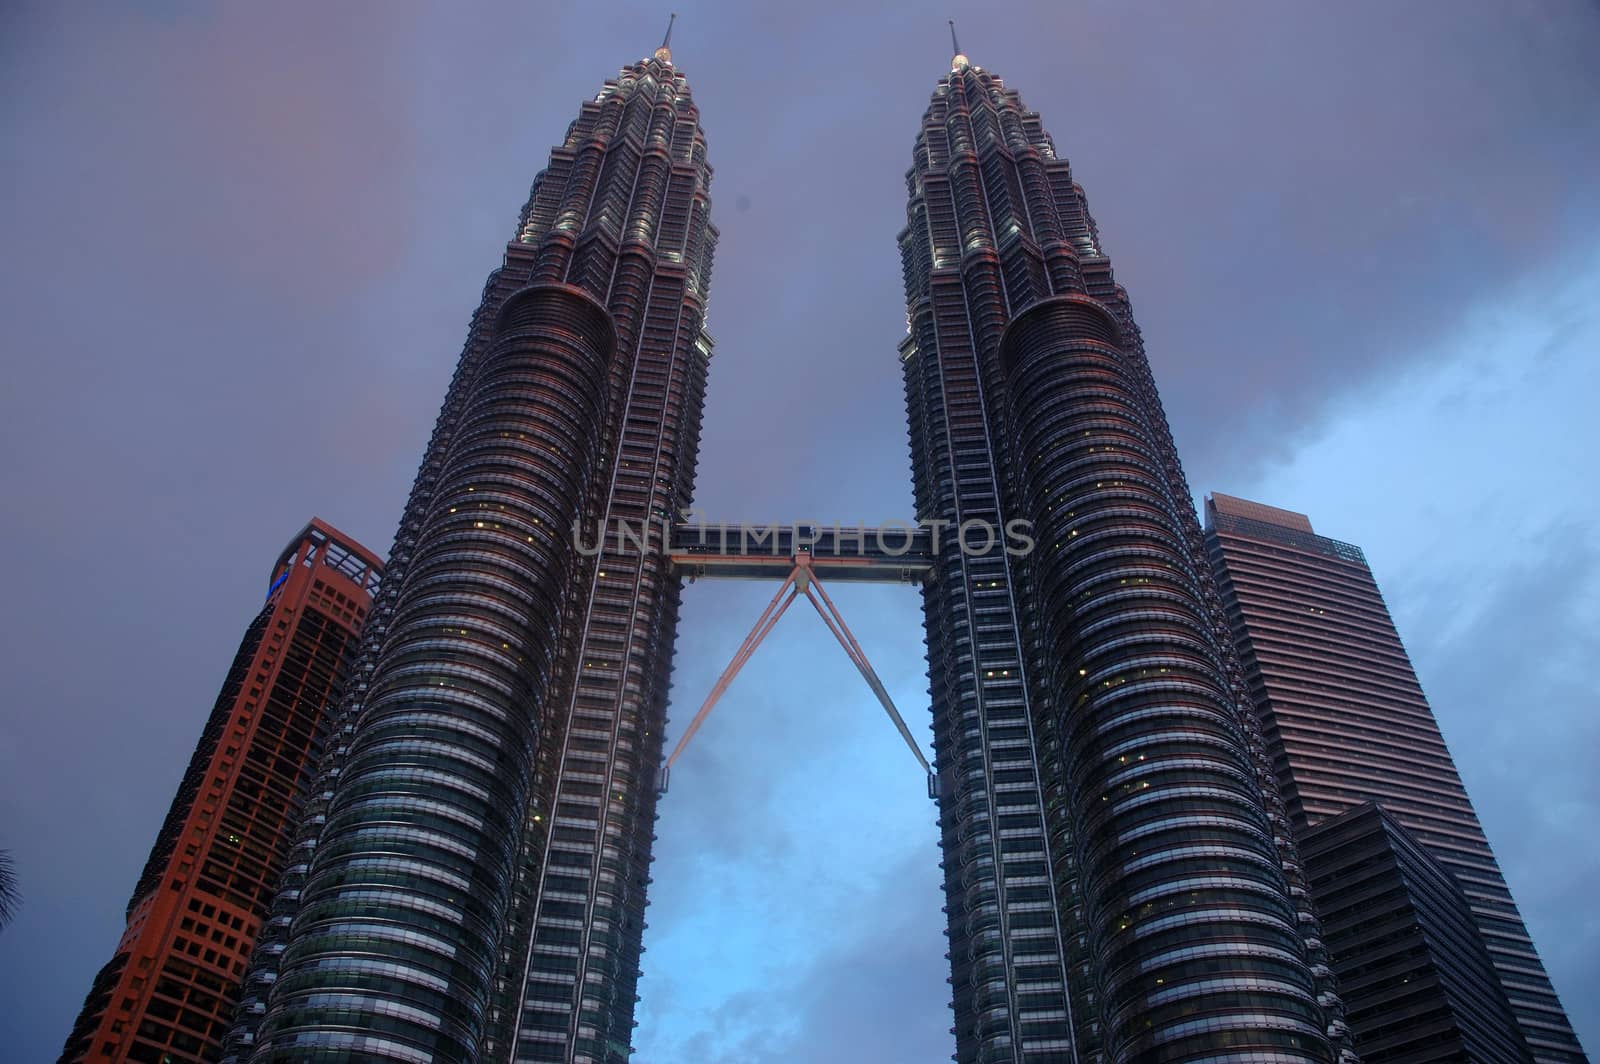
[3,2,1598,1061]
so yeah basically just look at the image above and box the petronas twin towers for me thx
[223,34,713,1064]
[207,29,1445,1064]
[901,53,1351,1063]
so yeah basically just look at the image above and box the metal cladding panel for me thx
[247,286,616,1063]
[223,252,540,1061]
[226,51,717,1064]
[497,55,717,1064]
[900,60,1349,1064]
[1004,298,1331,1061]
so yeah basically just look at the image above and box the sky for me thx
[1,1,1597,1061]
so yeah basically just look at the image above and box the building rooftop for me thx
[1206,491,1315,533]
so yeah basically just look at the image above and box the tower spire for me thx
[949,19,969,71]
[654,12,676,64]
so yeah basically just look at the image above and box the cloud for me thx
[636,849,951,1064]
[1399,523,1600,1042]
[1236,247,1600,1051]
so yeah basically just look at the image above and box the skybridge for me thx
[661,522,941,798]
[667,521,936,583]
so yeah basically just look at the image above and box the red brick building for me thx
[60,519,381,1063]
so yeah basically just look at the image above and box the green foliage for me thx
[0,849,19,932]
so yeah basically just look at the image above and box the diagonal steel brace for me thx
[660,554,936,796]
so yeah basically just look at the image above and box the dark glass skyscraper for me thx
[1203,492,1587,1063]
[899,45,1350,1063]
[61,519,381,1064]
[224,35,715,1064]
[1299,802,1531,1063]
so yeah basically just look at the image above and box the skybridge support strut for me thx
[660,552,937,799]
[660,572,800,795]
[803,573,933,779]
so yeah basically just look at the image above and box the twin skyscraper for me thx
[64,28,1585,1064]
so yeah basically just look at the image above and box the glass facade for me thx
[247,287,617,1062]
[898,57,1351,1063]
[1300,803,1532,1063]
[1204,493,1588,1063]
[223,44,716,1064]
[495,55,715,1064]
